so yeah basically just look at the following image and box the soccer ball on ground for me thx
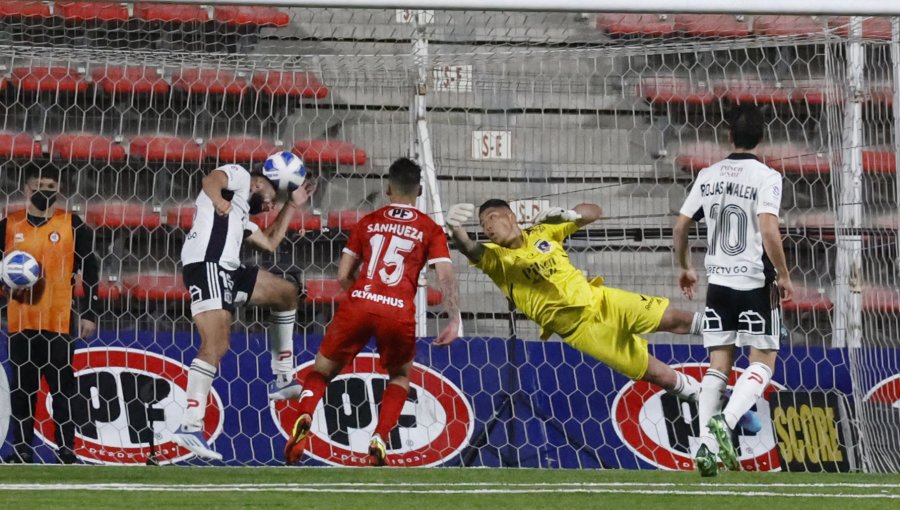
[1,250,41,290]
[262,151,307,192]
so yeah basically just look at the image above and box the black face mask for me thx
[247,193,265,215]
[30,190,57,211]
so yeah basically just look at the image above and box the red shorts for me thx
[319,306,416,369]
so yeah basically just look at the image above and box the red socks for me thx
[374,383,408,440]
[297,370,328,417]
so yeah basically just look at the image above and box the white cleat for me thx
[172,429,223,461]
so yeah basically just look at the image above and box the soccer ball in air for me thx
[1,250,41,290]
[262,151,307,192]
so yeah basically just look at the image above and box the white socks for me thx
[269,310,296,386]
[667,371,701,403]
[723,362,773,429]
[689,312,704,335]
[698,369,728,451]
[183,359,216,432]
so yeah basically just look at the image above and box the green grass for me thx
[0,466,897,510]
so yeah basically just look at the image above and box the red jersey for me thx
[342,204,451,321]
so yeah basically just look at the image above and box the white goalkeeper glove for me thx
[533,206,581,225]
[446,203,475,228]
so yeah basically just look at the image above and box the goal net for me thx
[0,3,896,472]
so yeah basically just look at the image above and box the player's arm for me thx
[760,213,794,303]
[446,203,484,263]
[534,203,601,229]
[572,203,602,227]
[246,181,316,253]
[432,261,461,346]
[336,252,362,290]
[202,169,232,216]
[72,214,99,339]
[673,214,699,300]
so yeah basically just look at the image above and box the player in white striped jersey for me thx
[174,161,315,460]
[675,104,794,476]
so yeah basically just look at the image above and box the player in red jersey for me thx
[284,157,461,466]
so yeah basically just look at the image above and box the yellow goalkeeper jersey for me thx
[474,221,600,339]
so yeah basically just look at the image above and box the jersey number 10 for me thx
[368,233,415,286]
[709,203,748,256]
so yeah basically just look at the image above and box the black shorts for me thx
[703,283,781,349]
[182,262,259,316]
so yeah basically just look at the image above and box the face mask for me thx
[247,192,264,215]
[30,190,57,211]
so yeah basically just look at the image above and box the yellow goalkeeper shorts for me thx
[560,285,669,380]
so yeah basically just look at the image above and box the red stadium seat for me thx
[171,68,248,96]
[781,286,833,312]
[674,15,751,38]
[864,287,900,314]
[130,136,204,163]
[86,202,162,229]
[0,132,42,158]
[55,1,129,22]
[10,66,90,93]
[0,1,51,18]
[50,134,127,161]
[596,14,676,37]
[869,85,894,106]
[715,78,792,105]
[251,71,328,99]
[122,274,190,301]
[90,66,169,95]
[752,16,823,37]
[73,279,122,300]
[862,150,896,174]
[303,278,442,305]
[327,210,365,231]
[250,208,322,231]
[639,76,717,106]
[165,204,196,230]
[828,17,892,40]
[133,3,209,23]
[761,143,830,174]
[204,137,277,163]
[674,142,730,173]
[293,140,368,166]
[213,6,290,27]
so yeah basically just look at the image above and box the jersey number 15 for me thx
[368,233,415,286]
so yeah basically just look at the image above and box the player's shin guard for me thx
[183,359,216,431]
[269,310,296,385]
[666,371,700,403]
[723,362,772,429]
[374,383,408,440]
[699,369,728,451]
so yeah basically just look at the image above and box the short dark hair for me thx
[249,170,277,191]
[728,103,765,150]
[388,157,421,195]
[23,164,60,185]
[478,199,511,216]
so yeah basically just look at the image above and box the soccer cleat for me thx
[694,444,718,477]
[268,379,304,401]
[172,429,223,461]
[284,413,312,465]
[2,451,33,464]
[368,434,387,467]
[708,414,739,471]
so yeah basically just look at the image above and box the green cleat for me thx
[708,414,739,471]
[694,444,718,477]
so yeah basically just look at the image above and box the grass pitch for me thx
[0,466,897,510]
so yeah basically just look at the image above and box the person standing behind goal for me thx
[674,103,794,477]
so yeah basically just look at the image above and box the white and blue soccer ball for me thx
[1,250,41,290]
[262,151,307,192]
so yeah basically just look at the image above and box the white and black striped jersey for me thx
[679,153,783,290]
[181,164,260,271]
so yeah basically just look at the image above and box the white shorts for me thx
[702,283,781,350]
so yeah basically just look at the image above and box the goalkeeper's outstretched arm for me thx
[572,203,602,227]
[449,224,484,263]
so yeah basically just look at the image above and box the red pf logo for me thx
[34,348,224,465]
[611,363,783,471]
[272,354,473,466]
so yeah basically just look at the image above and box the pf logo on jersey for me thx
[272,354,473,466]
[385,207,418,222]
[34,348,224,464]
[612,363,783,471]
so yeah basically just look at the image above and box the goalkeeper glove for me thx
[446,203,475,228]
[533,206,581,224]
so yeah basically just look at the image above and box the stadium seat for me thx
[213,6,290,27]
[293,140,368,166]
[0,132,42,158]
[251,71,328,99]
[595,14,676,37]
[73,279,122,300]
[714,78,793,105]
[165,204,196,230]
[862,150,896,174]
[752,16,823,36]
[781,286,833,312]
[204,137,277,164]
[122,274,190,301]
[639,76,717,106]
[55,1,129,22]
[674,142,730,172]
[761,143,830,174]
[171,68,249,96]
[326,210,365,231]
[85,202,162,229]
[130,136,204,163]
[828,17,892,40]
[133,3,209,23]
[251,208,321,231]
[10,66,90,93]
[303,278,442,305]
[864,287,900,313]
[0,1,51,18]
[90,66,170,95]
[50,134,127,161]
[674,15,751,38]
[869,84,894,106]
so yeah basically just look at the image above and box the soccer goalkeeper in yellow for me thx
[447,199,702,397]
